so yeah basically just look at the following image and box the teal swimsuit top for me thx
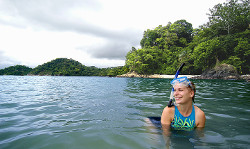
[171,105,196,130]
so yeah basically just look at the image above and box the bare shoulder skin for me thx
[161,106,175,137]
[161,106,175,125]
[194,106,206,127]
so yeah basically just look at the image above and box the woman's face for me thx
[173,83,194,104]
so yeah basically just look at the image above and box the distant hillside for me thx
[29,58,101,76]
[0,58,128,76]
[0,65,32,75]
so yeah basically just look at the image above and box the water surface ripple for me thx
[0,76,249,149]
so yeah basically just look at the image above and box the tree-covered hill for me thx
[125,0,249,75]
[0,58,128,76]
[29,58,101,76]
[0,65,32,75]
[28,58,128,76]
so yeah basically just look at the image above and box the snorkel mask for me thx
[170,76,195,106]
[170,76,194,90]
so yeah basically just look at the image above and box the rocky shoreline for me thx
[117,71,250,82]
[117,64,249,82]
[117,72,200,79]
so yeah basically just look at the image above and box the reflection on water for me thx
[0,76,249,148]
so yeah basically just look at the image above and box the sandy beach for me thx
[156,74,200,79]
[117,72,249,81]
[117,72,200,79]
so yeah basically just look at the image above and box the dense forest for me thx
[125,0,249,75]
[0,65,32,76]
[30,58,100,76]
[0,58,128,76]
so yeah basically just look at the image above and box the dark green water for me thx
[0,76,249,149]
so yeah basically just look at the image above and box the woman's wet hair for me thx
[188,81,196,103]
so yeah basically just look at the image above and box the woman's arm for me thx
[161,106,174,147]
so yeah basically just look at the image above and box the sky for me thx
[0,0,227,69]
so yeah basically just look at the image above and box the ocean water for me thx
[0,76,249,149]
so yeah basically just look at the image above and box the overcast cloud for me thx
[0,0,226,68]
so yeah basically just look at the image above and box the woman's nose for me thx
[174,90,178,96]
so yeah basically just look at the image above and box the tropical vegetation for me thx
[0,65,32,75]
[125,0,249,74]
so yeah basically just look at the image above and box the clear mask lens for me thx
[170,76,195,106]
[170,76,193,89]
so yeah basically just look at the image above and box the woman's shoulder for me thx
[162,106,175,114]
[194,105,206,127]
[161,106,175,125]
[194,105,205,115]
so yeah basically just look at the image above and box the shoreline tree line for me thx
[1,0,249,76]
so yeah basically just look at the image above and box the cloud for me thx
[0,51,21,69]
[0,0,141,63]
[84,42,130,60]
[78,27,141,60]
[0,0,139,41]
[0,0,227,68]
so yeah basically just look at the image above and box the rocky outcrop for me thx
[117,72,200,79]
[117,71,141,78]
[117,71,162,78]
[240,75,250,82]
[194,64,240,80]
[117,65,249,81]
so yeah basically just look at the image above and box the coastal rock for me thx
[117,71,141,78]
[240,75,250,82]
[117,65,249,81]
[195,64,240,80]
[117,71,163,78]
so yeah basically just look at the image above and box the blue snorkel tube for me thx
[168,63,185,107]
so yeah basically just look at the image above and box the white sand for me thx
[159,75,200,79]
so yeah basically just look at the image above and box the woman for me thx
[161,76,206,130]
